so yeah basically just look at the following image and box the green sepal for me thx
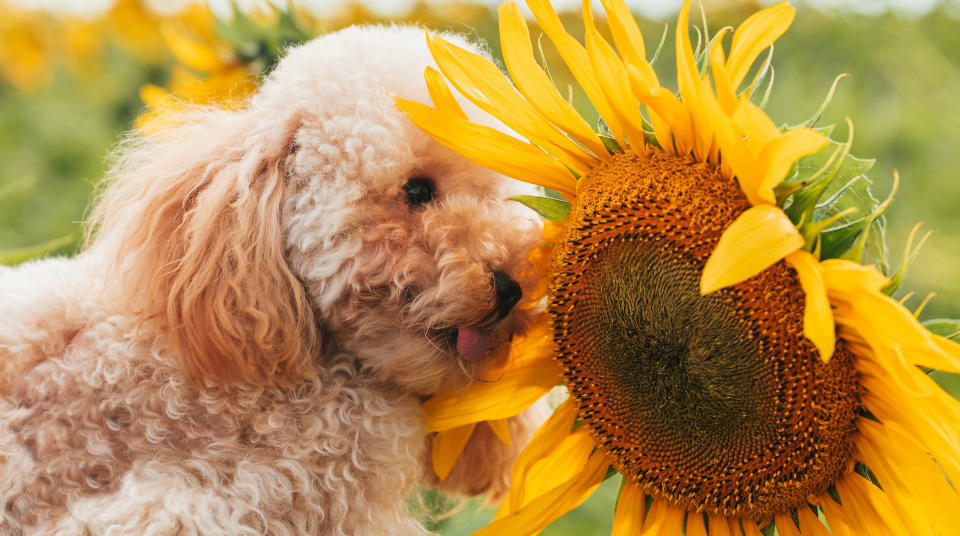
[746,46,775,109]
[801,73,849,129]
[649,22,670,66]
[786,133,887,269]
[922,318,960,340]
[599,133,622,154]
[835,173,894,266]
[928,370,960,401]
[509,195,571,222]
[854,461,882,488]
[800,206,857,251]
[782,123,848,220]
[602,465,619,481]
[882,221,934,296]
[0,234,75,266]
[643,129,661,148]
[782,115,889,269]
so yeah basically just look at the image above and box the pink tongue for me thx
[456,326,492,361]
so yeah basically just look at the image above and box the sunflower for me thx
[137,3,315,133]
[397,0,960,534]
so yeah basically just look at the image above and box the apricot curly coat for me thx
[0,25,544,535]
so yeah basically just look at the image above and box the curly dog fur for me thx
[0,25,544,534]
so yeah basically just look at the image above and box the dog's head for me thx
[89,25,542,395]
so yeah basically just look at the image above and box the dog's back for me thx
[1,256,429,534]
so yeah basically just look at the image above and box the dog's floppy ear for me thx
[88,105,317,388]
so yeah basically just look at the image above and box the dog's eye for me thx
[402,177,436,207]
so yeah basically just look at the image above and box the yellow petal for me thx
[821,259,960,373]
[675,0,711,160]
[476,449,607,536]
[774,514,801,536]
[611,480,645,536]
[626,69,693,153]
[706,515,732,536]
[396,98,577,200]
[833,475,911,536]
[505,400,579,513]
[139,83,169,108]
[599,0,645,62]
[741,519,764,536]
[526,0,626,144]
[421,318,561,431]
[817,493,857,536]
[785,250,835,362]
[709,28,738,116]
[727,1,795,89]
[423,66,466,119]
[819,258,889,298]
[732,97,781,144]
[431,423,476,481]
[859,376,960,491]
[596,0,662,101]
[856,419,960,535]
[707,27,738,114]
[796,506,831,536]
[757,126,829,198]
[498,2,606,158]
[582,0,646,150]
[701,205,803,294]
[685,512,708,536]
[159,22,223,73]
[488,418,512,446]
[427,35,597,175]
[641,499,685,535]
[510,426,597,515]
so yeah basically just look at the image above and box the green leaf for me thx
[510,195,571,222]
[0,234,76,266]
[922,318,960,340]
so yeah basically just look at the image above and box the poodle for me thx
[0,25,544,535]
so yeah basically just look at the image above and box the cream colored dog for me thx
[0,25,543,535]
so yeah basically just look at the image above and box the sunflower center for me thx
[550,149,860,519]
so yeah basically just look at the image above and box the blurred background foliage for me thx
[1,0,958,533]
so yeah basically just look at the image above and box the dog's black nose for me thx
[493,270,523,320]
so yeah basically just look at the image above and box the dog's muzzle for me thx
[492,270,522,320]
[453,271,523,362]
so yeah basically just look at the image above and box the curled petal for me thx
[701,205,803,294]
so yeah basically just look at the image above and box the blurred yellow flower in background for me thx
[0,4,57,90]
